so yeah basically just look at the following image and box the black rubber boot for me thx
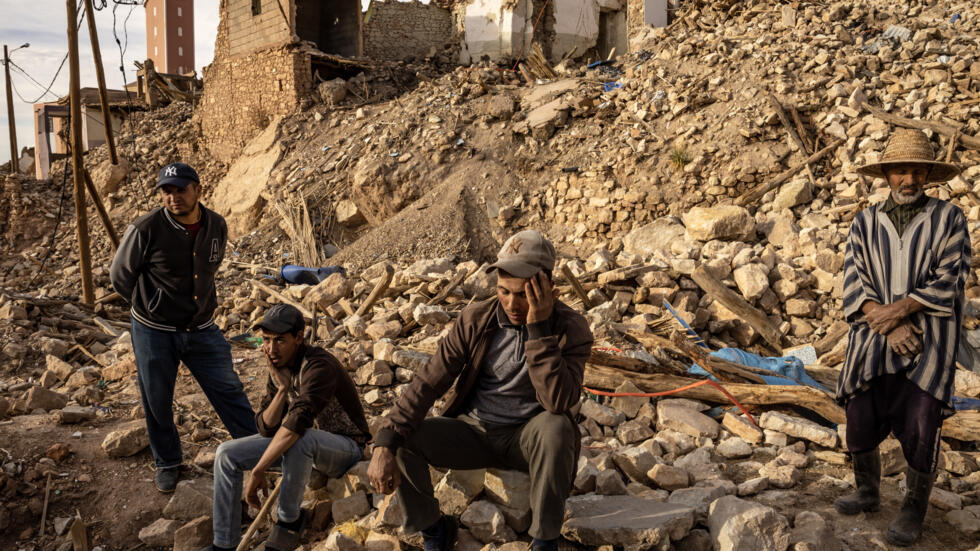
[886,467,935,546]
[834,449,881,515]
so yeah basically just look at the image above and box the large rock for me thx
[333,491,371,523]
[173,515,213,551]
[946,505,980,537]
[722,413,763,444]
[668,485,727,516]
[317,78,348,104]
[483,469,531,530]
[56,405,97,424]
[562,495,695,546]
[24,386,69,411]
[759,412,837,448]
[612,445,660,483]
[682,206,755,242]
[460,500,516,543]
[306,273,351,310]
[336,199,366,227]
[772,179,812,210]
[211,116,284,239]
[413,303,451,325]
[733,264,770,302]
[656,401,719,439]
[707,496,790,551]
[164,478,214,521]
[138,518,181,547]
[581,399,626,426]
[647,464,690,491]
[434,469,485,515]
[610,380,649,418]
[45,354,75,380]
[623,217,687,258]
[789,511,840,551]
[101,420,149,457]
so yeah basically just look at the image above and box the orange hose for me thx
[583,380,759,427]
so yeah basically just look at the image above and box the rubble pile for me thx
[1,0,980,549]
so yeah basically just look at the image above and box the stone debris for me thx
[1,0,980,548]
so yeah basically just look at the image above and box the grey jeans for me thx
[212,430,362,548]
[396,411,577,540]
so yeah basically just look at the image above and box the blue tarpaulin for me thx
[689,348,828,390]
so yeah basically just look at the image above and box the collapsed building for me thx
[197,0,677,162]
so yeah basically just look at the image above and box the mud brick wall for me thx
[363,0,453,61]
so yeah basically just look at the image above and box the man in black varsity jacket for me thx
[110,162,256,493]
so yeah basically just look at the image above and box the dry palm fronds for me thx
[273,197,323,268]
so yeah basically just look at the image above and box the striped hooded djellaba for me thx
[839,197,972,416]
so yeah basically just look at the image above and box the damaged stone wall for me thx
[363,0,454,61]
[196,6,311,163]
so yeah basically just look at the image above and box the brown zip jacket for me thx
[374,297,594,449]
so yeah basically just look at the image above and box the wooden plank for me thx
[561,264,593,309]
[597,264,660,285]
[861,100,980,151]
[355,263,394,317]
[944,410,980,442]
[767,92,817,185]
[584,363,845,423]
[691,266,784,353]
[251,280,314,320]
[736,139,842,206]
[70,517,89,551]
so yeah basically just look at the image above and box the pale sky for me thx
[0,0,221,167]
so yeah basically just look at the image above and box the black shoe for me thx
[834,449,880,515]
[421,516,458,551]
[155,467,180,493]
[886,467,935,546]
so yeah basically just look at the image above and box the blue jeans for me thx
[131,319,257,469]
[212,430,362,547]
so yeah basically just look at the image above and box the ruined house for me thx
[198,0,675,162]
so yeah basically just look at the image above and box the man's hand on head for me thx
[525,271,557,325]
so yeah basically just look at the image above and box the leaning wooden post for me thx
[68,0,96,305]
[82,0,118,164]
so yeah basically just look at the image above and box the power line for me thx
[3,0,85,104]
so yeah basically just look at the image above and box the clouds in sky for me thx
[1,0,220,166]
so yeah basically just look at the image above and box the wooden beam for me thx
[691,266,784,353]
[737,139,842,206]
[355,263,394,317]
[251,280,315,320]
[561,264,593,309]
[584,363,845,423]
[81,168,119,250]
[67,0,95,306]
[861,100,980,151]
[82,0,118,164]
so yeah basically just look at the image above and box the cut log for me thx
[861,101,980,151]
[584,363,845,423]
[597,264,661,285]
[691,266,784,353]
[944,410,980,442]
[355,263,394,317]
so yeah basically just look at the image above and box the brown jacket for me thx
[375,297,594,449]
[256,345,371,445]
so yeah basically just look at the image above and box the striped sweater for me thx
[839,197,971,415]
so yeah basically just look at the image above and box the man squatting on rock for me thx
[368,230,595,551]
[203,304,370,551]
[110,163,257,493]
[835,129,972,546]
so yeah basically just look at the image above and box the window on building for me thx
[177,6,182,17]
[251,0,261,16]
[178,26,182,37]
[178,66,184,74]
[154,26,158,37]
[154,46,158,56]
[178,46,184,56]
[153,6,157,16]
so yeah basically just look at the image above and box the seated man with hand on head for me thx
[368,230,594,551]
[204,304,370,551]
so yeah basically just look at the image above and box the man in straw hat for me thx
[835,128,971,546]
[367,230,593,551]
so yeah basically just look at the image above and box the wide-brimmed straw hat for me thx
[856,128,960,182]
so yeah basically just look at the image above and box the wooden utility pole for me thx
[68,0,95,305]
[3,45,17,174]
[82,0,117,165]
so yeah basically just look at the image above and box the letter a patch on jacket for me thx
[209,238,220,263]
